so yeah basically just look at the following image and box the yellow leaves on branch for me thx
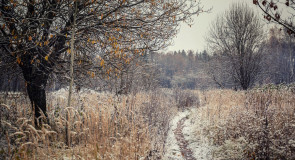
[125,58,130,64]
[67,49,71,54]
[15,56,24,65]
[44,41,49,46]
[100,59,105,67]
[16,57,21,64]
[87,71,95,78]
[45,55,49,61]
[87,38,99,45]
[119,0,126,4]
[113,47,120,55]
[116,28,121,32]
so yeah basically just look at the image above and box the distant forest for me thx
[157,27,295,90]
[1,27,294,92]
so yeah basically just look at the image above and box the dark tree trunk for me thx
[26,77,48,125]
[20,54,51,126]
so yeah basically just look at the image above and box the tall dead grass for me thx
[0,89,176,159]
[198,86,295,159]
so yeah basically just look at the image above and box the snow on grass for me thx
[182,108,213,160]
[163,110,189,160]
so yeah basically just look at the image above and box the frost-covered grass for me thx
[0,88,176,160]
[194,88,295,160]
[1,87,293,159]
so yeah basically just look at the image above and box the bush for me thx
[173,88,200,110]
[198,87,295,159]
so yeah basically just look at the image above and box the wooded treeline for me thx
[1,26,294,92]
[157,27,295,90]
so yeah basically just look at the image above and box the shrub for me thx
[173,88,200,110]
[198,86,295,159]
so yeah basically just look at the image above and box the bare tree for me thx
[205,55,235,89]
[0,0,205,124]
[206,2,265,90]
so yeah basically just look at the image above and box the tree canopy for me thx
[0,0,204,124]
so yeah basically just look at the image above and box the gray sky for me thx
[167,0,264,53]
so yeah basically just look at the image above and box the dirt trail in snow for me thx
[174,116,197,160]
[164,108,213,160]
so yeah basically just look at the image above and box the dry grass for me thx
[2,86,293,159]
[0,89,176,160]
[197,86,295,159]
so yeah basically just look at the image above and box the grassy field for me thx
[0,85,294,159]
[0,89,177,159]
[194,85,295,159]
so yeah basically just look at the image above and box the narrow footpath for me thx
[164,108,212,160]
[174,117,197,160]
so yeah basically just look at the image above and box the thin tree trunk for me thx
[66,0,77,147]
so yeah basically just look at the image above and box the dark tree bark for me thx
[18,34,66,126]
[26,78,48,125]
[19,52,52,125]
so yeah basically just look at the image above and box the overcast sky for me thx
[167,0,265,53]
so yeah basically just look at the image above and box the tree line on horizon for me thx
[1,25,294,92]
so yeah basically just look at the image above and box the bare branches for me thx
[254,0,295,36]
[206,2,265,90]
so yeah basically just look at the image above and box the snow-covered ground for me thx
[163,110,189,160]
[183,108,213,160]
[164,108,213,160]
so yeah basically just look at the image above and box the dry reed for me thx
[0,89,176,159]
